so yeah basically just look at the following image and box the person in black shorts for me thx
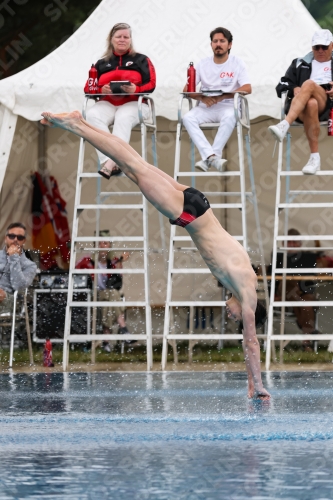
[40,110,270,401]
[268,29,333,175]
[169,187,210,227]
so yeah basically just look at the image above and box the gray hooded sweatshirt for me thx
[0,248,37,293]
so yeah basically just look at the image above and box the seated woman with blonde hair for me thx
[84,22,156,179]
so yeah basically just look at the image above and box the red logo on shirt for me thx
[324,67,330,71]
[220,72,234,78]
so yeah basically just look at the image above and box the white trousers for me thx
[182,103,236,160]
[86,100,150,165]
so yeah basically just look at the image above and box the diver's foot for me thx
[40,111,83,131]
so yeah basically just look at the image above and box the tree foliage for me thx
[0,0,101,79]
[302,0,333,31]
[3,0,333,81]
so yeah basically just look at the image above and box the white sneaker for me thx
[302,156,321,175]
[195,159,209,172]
[268,121,289,142]
[103,342,112,353]
[207,155,227,172]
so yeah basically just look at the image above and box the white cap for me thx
[312,29,333,46]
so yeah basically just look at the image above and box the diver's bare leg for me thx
[82,115,188,191]
[41,112,184,219]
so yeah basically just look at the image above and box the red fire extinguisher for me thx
[187,62,196,92]
[43,338,54,367]
[88,64,98,94]
[328,102,333,136]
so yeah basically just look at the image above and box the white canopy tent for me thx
[0,0,317,123]
[0,0,325,282]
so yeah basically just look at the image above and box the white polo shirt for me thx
[310,60,332,85]
[196,54,250,104]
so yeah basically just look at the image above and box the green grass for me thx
[1,342,332,367]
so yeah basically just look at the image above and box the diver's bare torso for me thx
[185,208,258,301]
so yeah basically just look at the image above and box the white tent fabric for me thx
[0,0,318,122]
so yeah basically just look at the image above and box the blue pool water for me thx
[0,371,333,499]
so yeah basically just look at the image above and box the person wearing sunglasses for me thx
[84,22,156,179]
[0,222,37,314]
[269,29,333,175]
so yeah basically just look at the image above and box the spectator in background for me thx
[270,228,322,351]
[182,27,251,172]
[269,29,333,174]
[0,222,37,314]
[84,22,156,180]
[76,237,134,352]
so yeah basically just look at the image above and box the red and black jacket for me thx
[84,51,156,106]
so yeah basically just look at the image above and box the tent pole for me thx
[0,106,18,191]
[37,124,47,175]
